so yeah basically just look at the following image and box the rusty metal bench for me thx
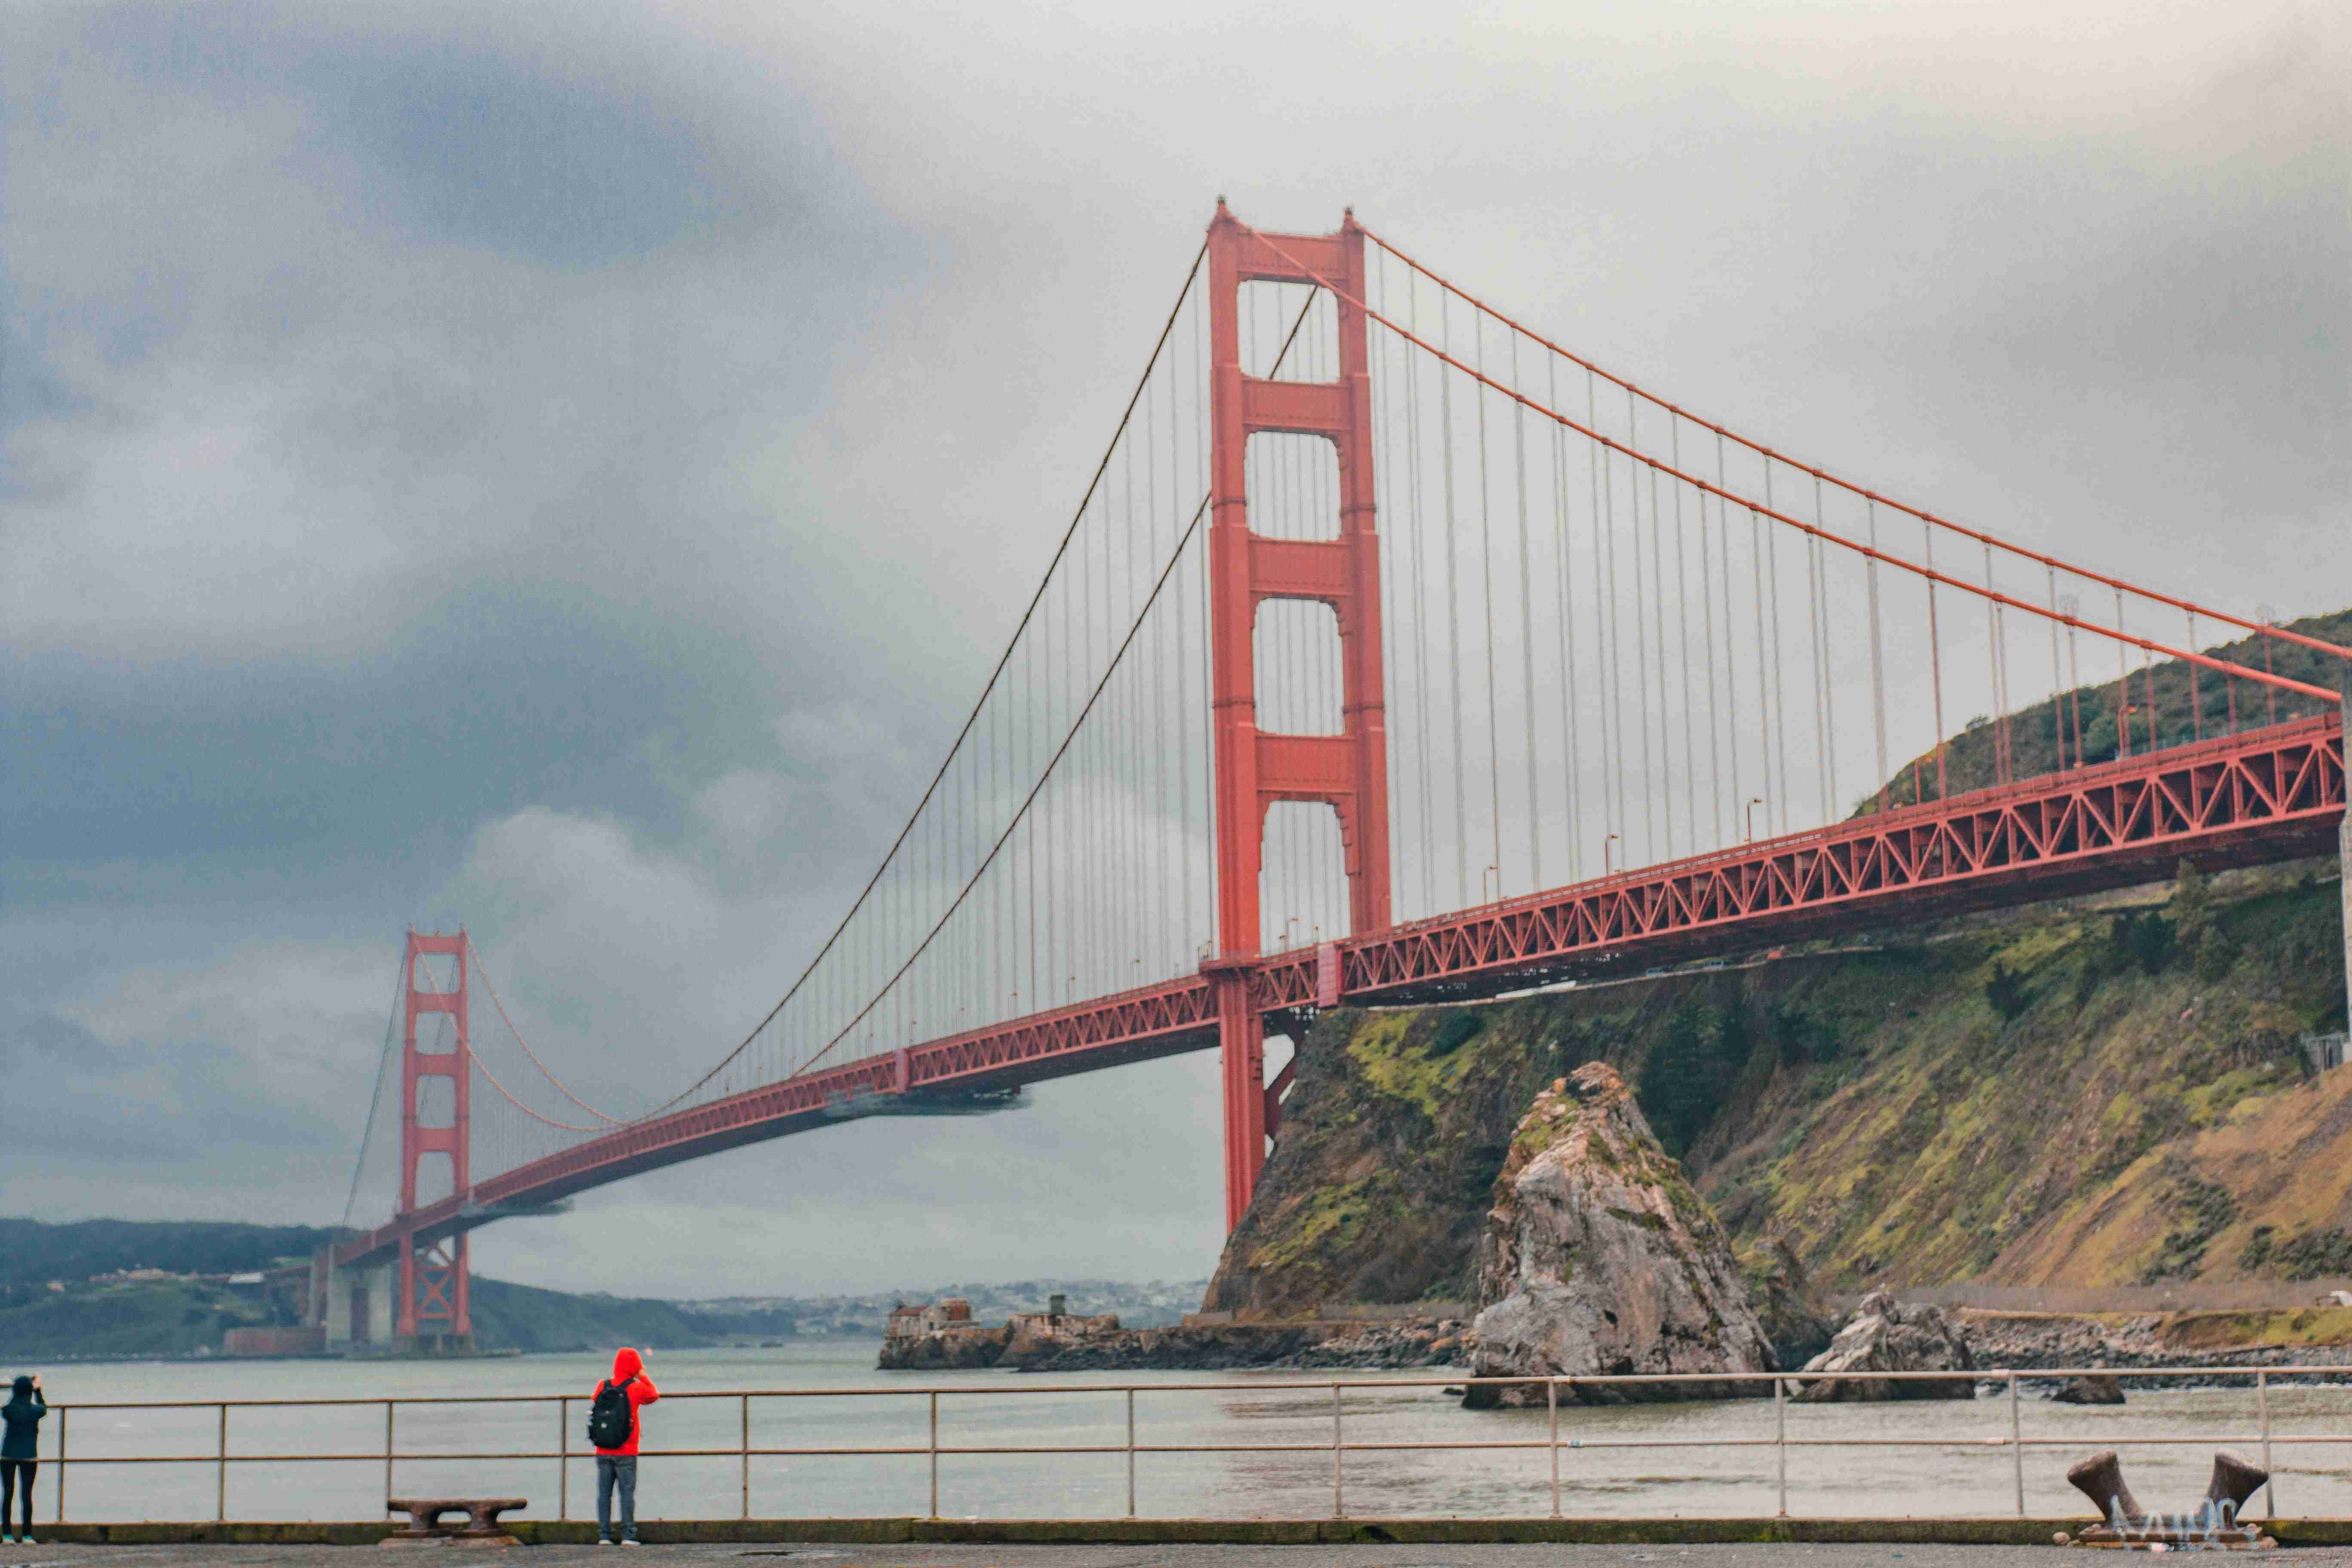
[383,1496,527,1547]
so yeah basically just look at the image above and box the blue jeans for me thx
[595,1455,637,1539]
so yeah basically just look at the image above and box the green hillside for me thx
[1209,856,2346,1318]
[1860,608,2348,812]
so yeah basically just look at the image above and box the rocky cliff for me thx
[1208,856,2346,1315]
[1466,1063,1773,1403]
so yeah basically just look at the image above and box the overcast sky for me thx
[3,0,2345,1298]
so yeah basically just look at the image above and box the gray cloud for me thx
[1,0,2343,1294]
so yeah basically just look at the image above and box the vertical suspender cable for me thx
[1926,521,1948,798]
[1648,459,1672,859]
[1749,503,1771,831]
[1867,500,1888,808]
[1404,282,1435,918]
[1550,354,1583,880]
[1813,476,1840,821]
[1440,295,1469,906]
[2187,611,2202,742]
[1512,333,1542,889]
[1595,373,1626,858]
[1804,514,1829,825]
[1630,392,1657,862]
[2047,569,2066,770]
[2115,588,2131,757]
[1671,423,1699,852]
[1984,542,2006,783]
[1477,314,1503,892]
[1716,434,1740,842]
[1764,464,1791,834]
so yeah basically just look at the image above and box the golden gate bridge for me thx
[316,204,2352,1348]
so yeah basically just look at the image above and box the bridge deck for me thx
[337,714,2342,1267]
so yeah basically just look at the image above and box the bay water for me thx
[20,1342,2352,1524]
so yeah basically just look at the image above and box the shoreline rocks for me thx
[1465,1064,1775,1407]
[1794,1286,1975,1401]
[882,1313,1464,1373]
[2053,1373,2128,1405]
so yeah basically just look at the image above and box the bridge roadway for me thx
[337,712,2344,1269]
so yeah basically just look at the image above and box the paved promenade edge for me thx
[21,1518,2352,1547]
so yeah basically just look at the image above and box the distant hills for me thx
[0,1217,339,1280]
[0,1217,1206,1360]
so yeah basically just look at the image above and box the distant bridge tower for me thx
[1203,203,1391,1229]
[397,928,473,1348]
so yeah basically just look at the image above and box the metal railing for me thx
[28,1365,2352,1525]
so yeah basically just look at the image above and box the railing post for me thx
[741,1393,750,1521]
[217,1402,229,1523]
[1548,1377,1561,1519]
[1775,1375,1788,1518]
[558,1396,569,1521]
[2258,1370,2274,1518]
[1330,1382,1344,1519]
[927,1390,939,1519]
[384,1400,395,1514]
[54,1405,65,1525]
[2007,1372,2024,1517]
[1125,1387,1137,1519]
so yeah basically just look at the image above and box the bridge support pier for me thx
[1203,202,1390,1230]
[1206,959,1265,1231]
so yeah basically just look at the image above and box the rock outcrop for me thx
[1747,1234,1839,1370]
[877,1324,1010,1370]
[1465,1063,1775,1406]
[1793,1286,1975,1400]
[2054,1373,2127,1405]
[1014,1319,1465,1373]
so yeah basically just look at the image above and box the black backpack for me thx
[586,1376,636,1449]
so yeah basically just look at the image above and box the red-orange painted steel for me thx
[338,718,2342,1272]
[396,930,471,1338]
[1204,202,1393,1227]
[1251,716,2346,1012]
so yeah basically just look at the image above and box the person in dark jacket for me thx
[1,1374,45,1546]
[589,1348,658,1546]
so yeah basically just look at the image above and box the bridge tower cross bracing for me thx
[1204,202,1392,1229]
[398,928,473,1345]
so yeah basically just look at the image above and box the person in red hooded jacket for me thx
[590,1348,660,1545]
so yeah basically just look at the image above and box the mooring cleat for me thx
[2063,1450,2273,1549]
[2069,1449,2144,1525]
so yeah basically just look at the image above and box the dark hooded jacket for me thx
[588,1348,658,1456]
[1,1376,45,1461]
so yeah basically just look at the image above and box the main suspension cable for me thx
[1230,218,2345,706]
[640,240,1210,1116]
[1360,225,2352,666]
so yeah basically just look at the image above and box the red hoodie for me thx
[590,1348,661,1456]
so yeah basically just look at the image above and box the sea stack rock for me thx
[1465,1063,1775,1406]
[1793,1286,1975,1401]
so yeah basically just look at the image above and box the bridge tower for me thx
[397,928,473,1348]
[1203,202,1391,1228]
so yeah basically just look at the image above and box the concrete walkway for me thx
[7,1547,2351,1567]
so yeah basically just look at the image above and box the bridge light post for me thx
[1603,833,1622,876]
[1746,799,1764,842]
